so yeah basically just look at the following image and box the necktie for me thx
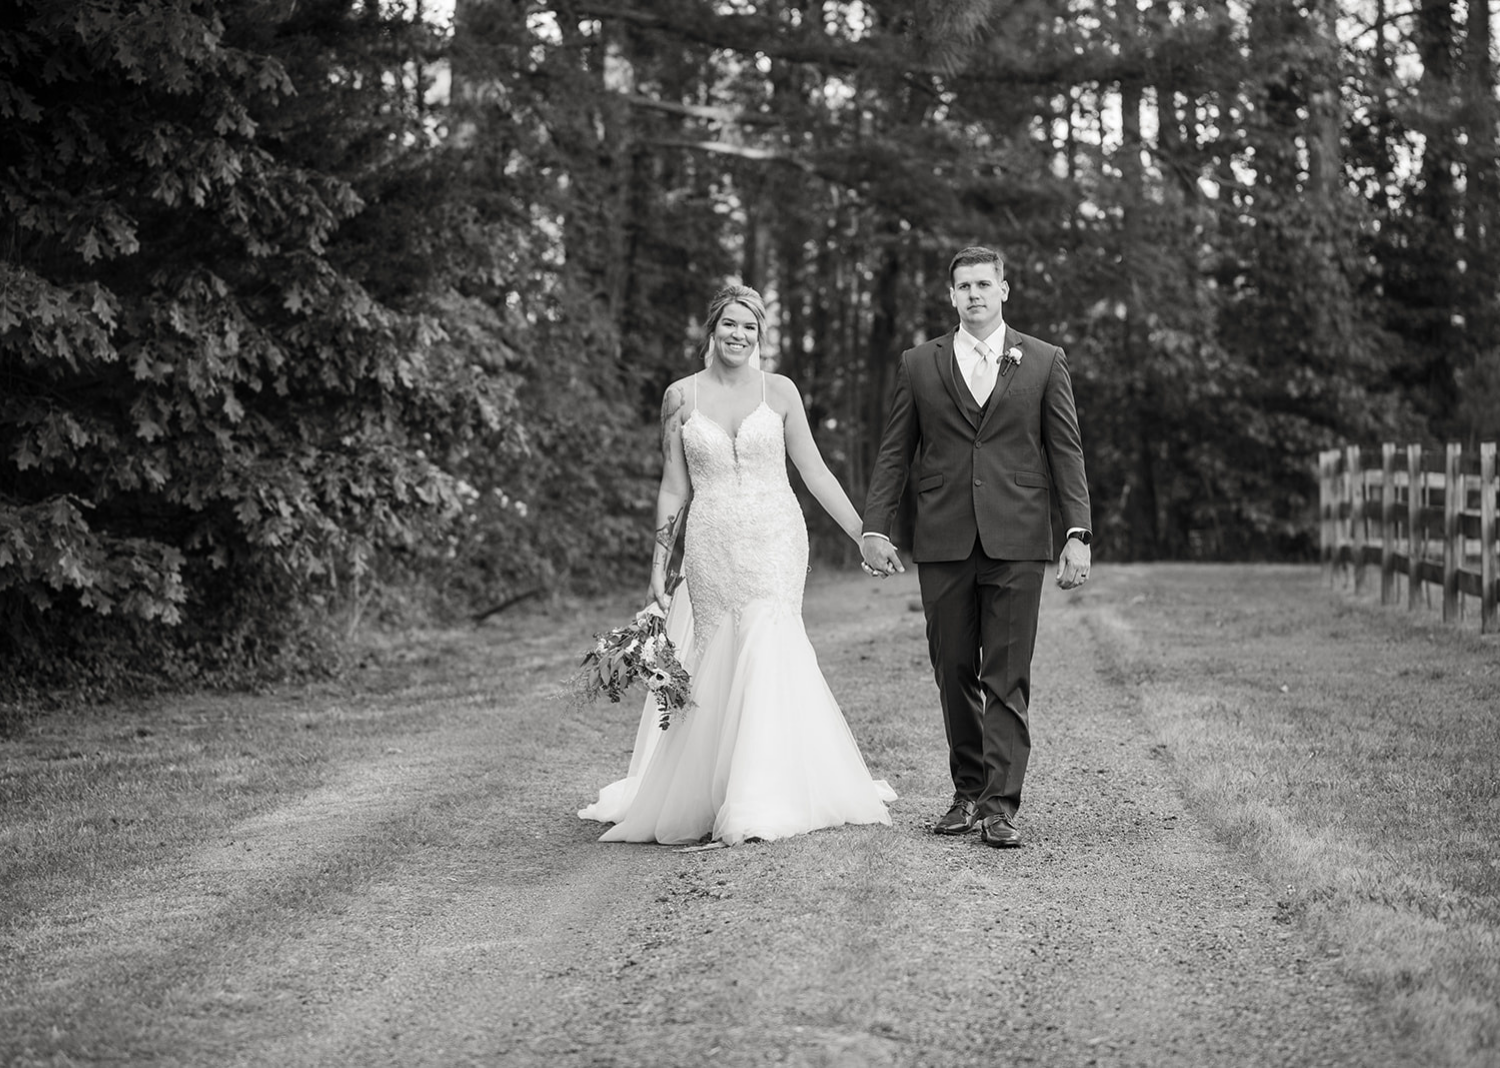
[969,341,995,403]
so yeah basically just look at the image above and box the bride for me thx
[579,284,896,845]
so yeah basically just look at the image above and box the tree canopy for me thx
[3,0,1495,690]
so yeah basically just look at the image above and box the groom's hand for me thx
[1056,539,1091,589]
[861,534,905,578]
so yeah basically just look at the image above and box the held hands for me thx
[860,534,905,579]
[1056,538,1091,590]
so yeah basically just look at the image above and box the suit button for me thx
[974,439,982,448]
[973,479,983,487]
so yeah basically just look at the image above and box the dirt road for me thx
[6,567,1448,1067]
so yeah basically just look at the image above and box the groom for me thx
[860,245,1092,848]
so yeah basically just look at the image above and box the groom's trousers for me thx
[917,542,1046,820]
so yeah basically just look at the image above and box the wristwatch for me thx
[1067,529,1093,546]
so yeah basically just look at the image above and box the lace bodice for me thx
[680,377,809,657]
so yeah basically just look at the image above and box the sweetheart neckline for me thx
[686,401,775,442]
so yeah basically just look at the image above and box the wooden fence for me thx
[1317,441,1498,633]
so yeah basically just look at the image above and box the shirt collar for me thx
[956,322,1006,360]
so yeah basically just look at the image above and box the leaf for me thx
[80,229,103,263]
[89,284,117,328]
[13,437,40,471]
[132,401,165,441]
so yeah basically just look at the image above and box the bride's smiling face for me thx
[713,302,759,366]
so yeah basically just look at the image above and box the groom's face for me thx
[950,263,1008,336]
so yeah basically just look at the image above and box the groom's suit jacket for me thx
[864,326,1091,562]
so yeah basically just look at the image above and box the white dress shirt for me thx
[954,323,1007,405]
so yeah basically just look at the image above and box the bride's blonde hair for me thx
[700,284,768,368]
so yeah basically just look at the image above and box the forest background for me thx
[3,0,1498,694]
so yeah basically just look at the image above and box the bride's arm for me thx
[776,376,863,547]
[651,380,693,608]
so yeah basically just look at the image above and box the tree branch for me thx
[645,137,816,172]
[572,2,1160,88]
[617,92,779,126]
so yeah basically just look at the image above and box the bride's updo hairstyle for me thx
[701,283,768,368]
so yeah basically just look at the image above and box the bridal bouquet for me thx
[571,602,692,729]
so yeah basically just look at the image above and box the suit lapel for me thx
[976,326,1025,436]
[932,329,976,428]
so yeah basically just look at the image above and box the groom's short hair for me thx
[949,245,1005,283]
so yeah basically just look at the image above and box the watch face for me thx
[1070,530,1092,545]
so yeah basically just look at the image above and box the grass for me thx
[0,609,586,1066]
[2,698,330,918]
[1083,563,1500,1065]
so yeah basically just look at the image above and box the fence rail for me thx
[1317,441,1498,633]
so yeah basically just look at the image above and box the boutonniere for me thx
[999,345,1023,377]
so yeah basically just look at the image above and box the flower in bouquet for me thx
[571,602,693,729]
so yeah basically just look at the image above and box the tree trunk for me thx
[1461,0,1499,442]
[1304,0,1342,206]
[1119,27,1161,557]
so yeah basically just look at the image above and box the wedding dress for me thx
[580,372,896,845]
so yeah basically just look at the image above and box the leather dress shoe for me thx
[979,813,1022,848]
[933,797,978,835]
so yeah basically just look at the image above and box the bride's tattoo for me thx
[660,384,684,460]
[655,508,682,559]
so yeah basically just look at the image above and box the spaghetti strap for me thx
[692,371,699,413]
[761,371,767,403]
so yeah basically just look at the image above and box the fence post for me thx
[1381,442,1396,605]
[1483,441,1497,635]
[1444,442,1462,623]
[1408,443,1423,611]
[1320,449,1338,585]
[1347,444,1365,592]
